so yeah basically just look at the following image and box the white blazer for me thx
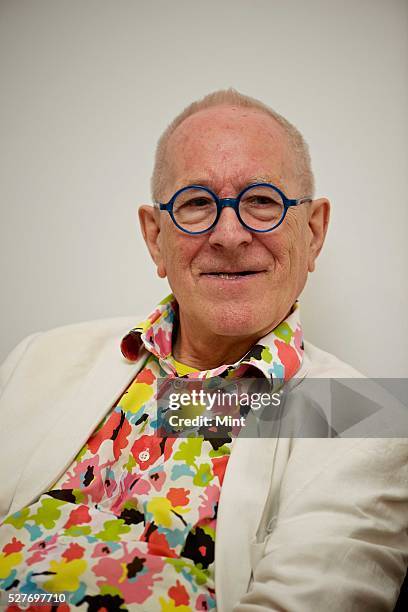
[0,317,407,611]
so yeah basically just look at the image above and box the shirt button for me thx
[138,450,150,462]
[173,378,185,389]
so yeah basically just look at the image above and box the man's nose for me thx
[208,205,253,248]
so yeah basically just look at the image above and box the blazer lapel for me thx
[10,336,147,515]
[215,432,279,611]
[214,357,312,610]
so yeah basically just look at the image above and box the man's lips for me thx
[200,270,266,279]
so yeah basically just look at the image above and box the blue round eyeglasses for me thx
[156,183,312,235]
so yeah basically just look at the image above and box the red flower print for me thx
[136,367,155,385]
[131,434,163,470]
[163,437,176,461]
[274,339,300,380]
[146,528,177,558]
[87,411,123,455]
[112,417,132,461]
[211,456,229,486]
[64,505,91,528]
[3,537,24,555]
[168,579,190,606]
[166,488,189,507]
[62,543,85,561]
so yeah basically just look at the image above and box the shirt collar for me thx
[121,294,304,382]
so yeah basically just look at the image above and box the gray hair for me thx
[151,88,315,202]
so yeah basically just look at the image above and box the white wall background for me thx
[1,0,407,376]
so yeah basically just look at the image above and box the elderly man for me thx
[0,90,406,611]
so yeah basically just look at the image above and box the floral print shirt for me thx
[0,295,303,611]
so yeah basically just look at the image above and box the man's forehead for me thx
[165,105,292,193]
[169,105,286,148]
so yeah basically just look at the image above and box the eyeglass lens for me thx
[172,185,285,233]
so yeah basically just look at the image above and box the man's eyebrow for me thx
[183,176,278,190]
[184,178,214,188]
[245,176,277,185]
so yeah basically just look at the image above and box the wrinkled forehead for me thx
[165,106,295,196]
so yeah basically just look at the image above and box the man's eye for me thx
[245,196,278,206]
[183,198,212,207]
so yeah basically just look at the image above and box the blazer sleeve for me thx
[0,333,42,398]
[233,438,408,612]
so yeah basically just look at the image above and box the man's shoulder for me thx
[0,315,142,393]
[303,340,366,378]
[16,314,141,358]
[36,314,141,343]
[293,341,407,442]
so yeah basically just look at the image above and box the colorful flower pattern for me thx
[0,295,303,611]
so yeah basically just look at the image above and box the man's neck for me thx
[171,315,275,371]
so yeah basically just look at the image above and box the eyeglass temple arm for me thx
[287,196,313,207]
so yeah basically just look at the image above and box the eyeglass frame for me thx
[156,182,313,235]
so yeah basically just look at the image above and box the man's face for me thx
[141,105,328,340]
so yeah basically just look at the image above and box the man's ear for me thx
[138,205,167,278]
[307,198,330,272]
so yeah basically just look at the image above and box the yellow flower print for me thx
[120,382,153,413]
[43,558,87,592]
[147,495,189,528]
[0,551,23,580]
[159,597,191,611]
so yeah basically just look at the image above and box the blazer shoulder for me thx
[43,314,142,337]
[303,340,366,378]
[0,314,143,396]
[0,332,43,393]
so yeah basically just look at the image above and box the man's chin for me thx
[203,305,267,339]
